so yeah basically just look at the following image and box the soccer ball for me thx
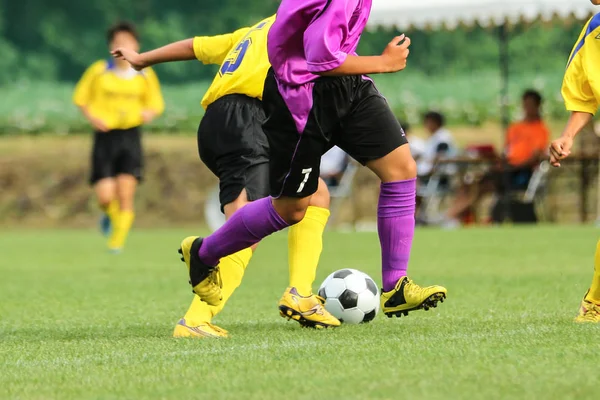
[318,269,380,324]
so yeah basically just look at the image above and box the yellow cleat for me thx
[173,318,229,338]
[381,277,447,318]
[278,287,341,329]
[575,298,600,323]
[178,236,222,307]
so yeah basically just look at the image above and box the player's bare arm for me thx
[549,111,592,167]
[319,35,411,76]
[112,39,195,71]
[78,105,109,132]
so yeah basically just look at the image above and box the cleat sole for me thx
[384,292,447,318]
[278,305,338,329]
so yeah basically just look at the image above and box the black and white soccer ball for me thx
[318,269,380,324]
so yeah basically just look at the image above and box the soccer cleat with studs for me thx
[99,214,112,237]
[381,276,447,318]
[575,292,600,323]
[278,287,341,329]
[173,318,229,338]
[178,236,223,306]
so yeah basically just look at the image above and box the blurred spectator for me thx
[415,112,457,212]
[320,146,348,188]
[418,111,456,178]
[441,89,549,227]
[403,122,425,162]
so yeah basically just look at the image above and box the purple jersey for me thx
[267,0,372,133]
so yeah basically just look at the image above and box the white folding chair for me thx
[523,161,550,203]
[327,161,359,228]
[204,185,225,232]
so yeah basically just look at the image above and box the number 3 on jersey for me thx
[219,20,267,76]
[220,38,252,76]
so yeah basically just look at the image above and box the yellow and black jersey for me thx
[73,59,165,130]
[193,15,274,109]
[563,13,600,115]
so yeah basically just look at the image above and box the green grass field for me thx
[2,226,599,399]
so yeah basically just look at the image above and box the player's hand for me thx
[141,110,156,124]
[380,34,411,73]
[549,136,574,167]
[91,117,109,133]
[111,48,146,71]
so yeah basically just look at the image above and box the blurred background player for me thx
[550,8,600,323]
[113,15,340,337]
[181,0,447,319]
[73,22,164,253]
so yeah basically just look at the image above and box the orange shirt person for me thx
[505,90,550,171]
[441,89,549,227]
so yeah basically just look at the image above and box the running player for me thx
[550,5,600,323]
[73,22,164,253]
[179,0,448,318]
[113,15,340,337]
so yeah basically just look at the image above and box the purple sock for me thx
[198,197,289,266]
[378,179,416,292]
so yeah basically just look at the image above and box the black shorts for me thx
[198,94,270,211]
[90,127,143,185]
[262,69,408,198]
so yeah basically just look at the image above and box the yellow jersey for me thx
[73,60,165,130]
[563,14,600,115]
[193,15,274,110]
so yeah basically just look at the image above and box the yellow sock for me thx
[288,206,330,296]
[585,239,600,304]
[105,200,120,225]
[183,248,253,324]
[108,210,134,250]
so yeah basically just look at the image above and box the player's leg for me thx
[278,178,340,328]
[175,190,255,339]
[180,72,324,304]
[337,79,446,318]
[287,178,330,296]
[575,239,600,323]
[91,132,119,237]
[176,96,267,337]
[107,128,143,252]
[95,178,118,236]
[107,174,137,252]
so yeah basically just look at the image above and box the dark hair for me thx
[423,111,445,127]
[522,89,542,106]
[107,21,139,44]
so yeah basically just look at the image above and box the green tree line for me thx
[0,0,588,84]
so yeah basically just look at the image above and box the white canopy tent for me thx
[369,0,597,30]
[369,0,597,129]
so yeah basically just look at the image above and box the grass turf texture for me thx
[1,226,599,399]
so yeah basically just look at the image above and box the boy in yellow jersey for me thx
[73,22,164,253]
[550,3,600,323]
[113,15,340,337]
